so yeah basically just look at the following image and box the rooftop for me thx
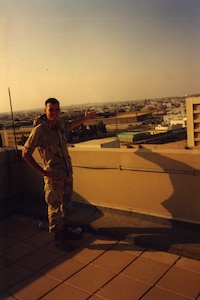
[1,144,200,299]
[0,203,200,299]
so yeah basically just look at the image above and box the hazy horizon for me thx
[1,0,200,113]
[1,93,190,115]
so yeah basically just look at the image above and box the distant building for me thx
[163,114,186,125]
[153,124,170,133]
[0,127,32,147]
[153,122,186,134]
[186,96,200,147]
[117,131,150,143]
[71,137,120,148]
[170,118,187,128]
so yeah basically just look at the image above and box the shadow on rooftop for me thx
[90,148,200,260]
[1,148,200,298]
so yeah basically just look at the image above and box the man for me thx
[22,98,95,250]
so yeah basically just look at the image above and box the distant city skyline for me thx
[1,0,200,113]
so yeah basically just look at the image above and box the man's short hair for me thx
[45,98,60,106]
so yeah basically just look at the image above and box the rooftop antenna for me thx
[7,88,22,205]
[8,87,17,148]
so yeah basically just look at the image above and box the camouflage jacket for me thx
[23,114,73,179]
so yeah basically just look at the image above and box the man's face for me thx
[45,103,60,124]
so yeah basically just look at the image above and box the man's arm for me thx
[22,152,45,176]
[70,111,96,131]
[22,152,56,179]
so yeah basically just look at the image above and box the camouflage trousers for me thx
[44,176,73,233]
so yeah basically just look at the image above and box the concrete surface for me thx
[0,204,200,299]
[67,202,200,261]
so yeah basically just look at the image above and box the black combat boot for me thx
[63,223,82,240]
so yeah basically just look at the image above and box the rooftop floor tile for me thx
[0,213,200,299]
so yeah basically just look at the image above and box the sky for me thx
[1,0,200,113]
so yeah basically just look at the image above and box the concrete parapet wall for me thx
[0,148,23,218]
[1,146,200,224]
[70,147,200,224]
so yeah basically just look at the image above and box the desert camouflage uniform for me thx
[23,115,73,232]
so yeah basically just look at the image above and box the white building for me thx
[186,96,200,147]
[0,127,32,147]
